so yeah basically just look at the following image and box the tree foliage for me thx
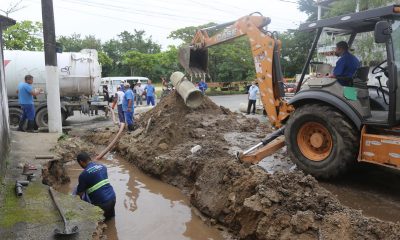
[168,22,216,44]
[3,20,43,51]
[122,46,182,81]
[326,0,399,17]
[298,0,318,20]
[58,33,102,52]
[208,38,255,82]
[102,30,162,77]
[280,30,313,77]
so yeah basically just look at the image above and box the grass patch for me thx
[0,182,58,228]
[57,133,69,142]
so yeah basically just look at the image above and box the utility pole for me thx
[41,0,62,133]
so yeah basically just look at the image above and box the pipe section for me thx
[170,72,203,108]
[95,123,125,160]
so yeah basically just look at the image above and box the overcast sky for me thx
[1,0,308,49]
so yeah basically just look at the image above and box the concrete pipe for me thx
[170,72,203,108]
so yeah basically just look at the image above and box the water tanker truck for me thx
[5,49,107,128]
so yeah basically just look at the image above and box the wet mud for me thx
[320,163,400,223]
[58,154,229,240]
[82,92,400,239]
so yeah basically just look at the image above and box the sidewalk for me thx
[0,131,104,240]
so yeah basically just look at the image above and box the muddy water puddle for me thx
[59,154,227,240]
[319,164,400,223]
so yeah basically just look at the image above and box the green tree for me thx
[208,37,255,82]
[57,33,102,52]
[298,0,318,20]
[98,51,114,76]
[325,0,399,18]
[280,30,313,77]
[168,22,216,44]
[103,30,161,76]
[123,50,156,79]
[122,45,183,81]
[3,20,43,51]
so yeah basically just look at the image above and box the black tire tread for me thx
[285,103,359,178]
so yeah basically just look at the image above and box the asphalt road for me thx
[208,94,248,112]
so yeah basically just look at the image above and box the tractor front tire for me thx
[285,103,359,179]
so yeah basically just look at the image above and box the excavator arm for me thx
[179,13,293,129]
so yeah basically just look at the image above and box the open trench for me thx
[52,93,400,239]
[58,152,229,240]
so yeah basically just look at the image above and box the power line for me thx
[25,0,176,30]
[60,0,212,23]
[24,0,298,35]
[96,0,225,19]
[60,0,298,31]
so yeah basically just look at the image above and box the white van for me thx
[100,76,149,100]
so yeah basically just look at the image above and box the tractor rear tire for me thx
[285,103,359,179]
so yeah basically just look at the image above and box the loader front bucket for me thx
[179,46,208,77]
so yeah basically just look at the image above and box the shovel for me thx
[49,187,79,235]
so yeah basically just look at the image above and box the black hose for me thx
[262,126,285,146]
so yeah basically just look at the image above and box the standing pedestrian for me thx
[17,75,42,132]
[144,80,156,106]
[122,83,135,131]
[103,85,110,104]
[198,79,208,94]
[247,81,259,115]
[134,82,144,106]
[76,152,116,221]
[112,86,125,125]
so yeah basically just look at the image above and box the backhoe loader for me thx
[179,5,400,178]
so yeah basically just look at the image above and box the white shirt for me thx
[248,85,259,100]
[116,90,125,105]
[135,85,144,95]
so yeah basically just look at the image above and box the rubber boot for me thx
[128,124,134,132]
[17,120,26,132]
[26,120,38,133]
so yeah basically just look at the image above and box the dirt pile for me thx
[42,136,96,187]
[86,92,400,239]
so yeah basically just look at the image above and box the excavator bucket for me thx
[179,46,208,77]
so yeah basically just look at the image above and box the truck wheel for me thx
[9,108,23,127]
[285,103,359,179]
[36,108,48,128]
[35,108,67,128]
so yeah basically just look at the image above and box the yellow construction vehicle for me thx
[179,6,400,178]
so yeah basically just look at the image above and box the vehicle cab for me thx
[292,5,400,129]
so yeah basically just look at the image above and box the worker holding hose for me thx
[76,152,116,220]
[112,86,125,125]
[123,82,135,131]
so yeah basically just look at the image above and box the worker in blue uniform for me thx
[17,74,42,132]
[76,152,116,220]
[198,79,208,94]
[331,41,360,86]
[144,79,156,106]
[122,82,135,131]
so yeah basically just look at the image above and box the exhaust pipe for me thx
[170,72,203,108]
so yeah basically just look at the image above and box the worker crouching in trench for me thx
[75,152,116,220]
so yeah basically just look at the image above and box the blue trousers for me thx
[124,111,134,125]
[147,96,155,106]
[117,104,125,123]
[20,104,35,121]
